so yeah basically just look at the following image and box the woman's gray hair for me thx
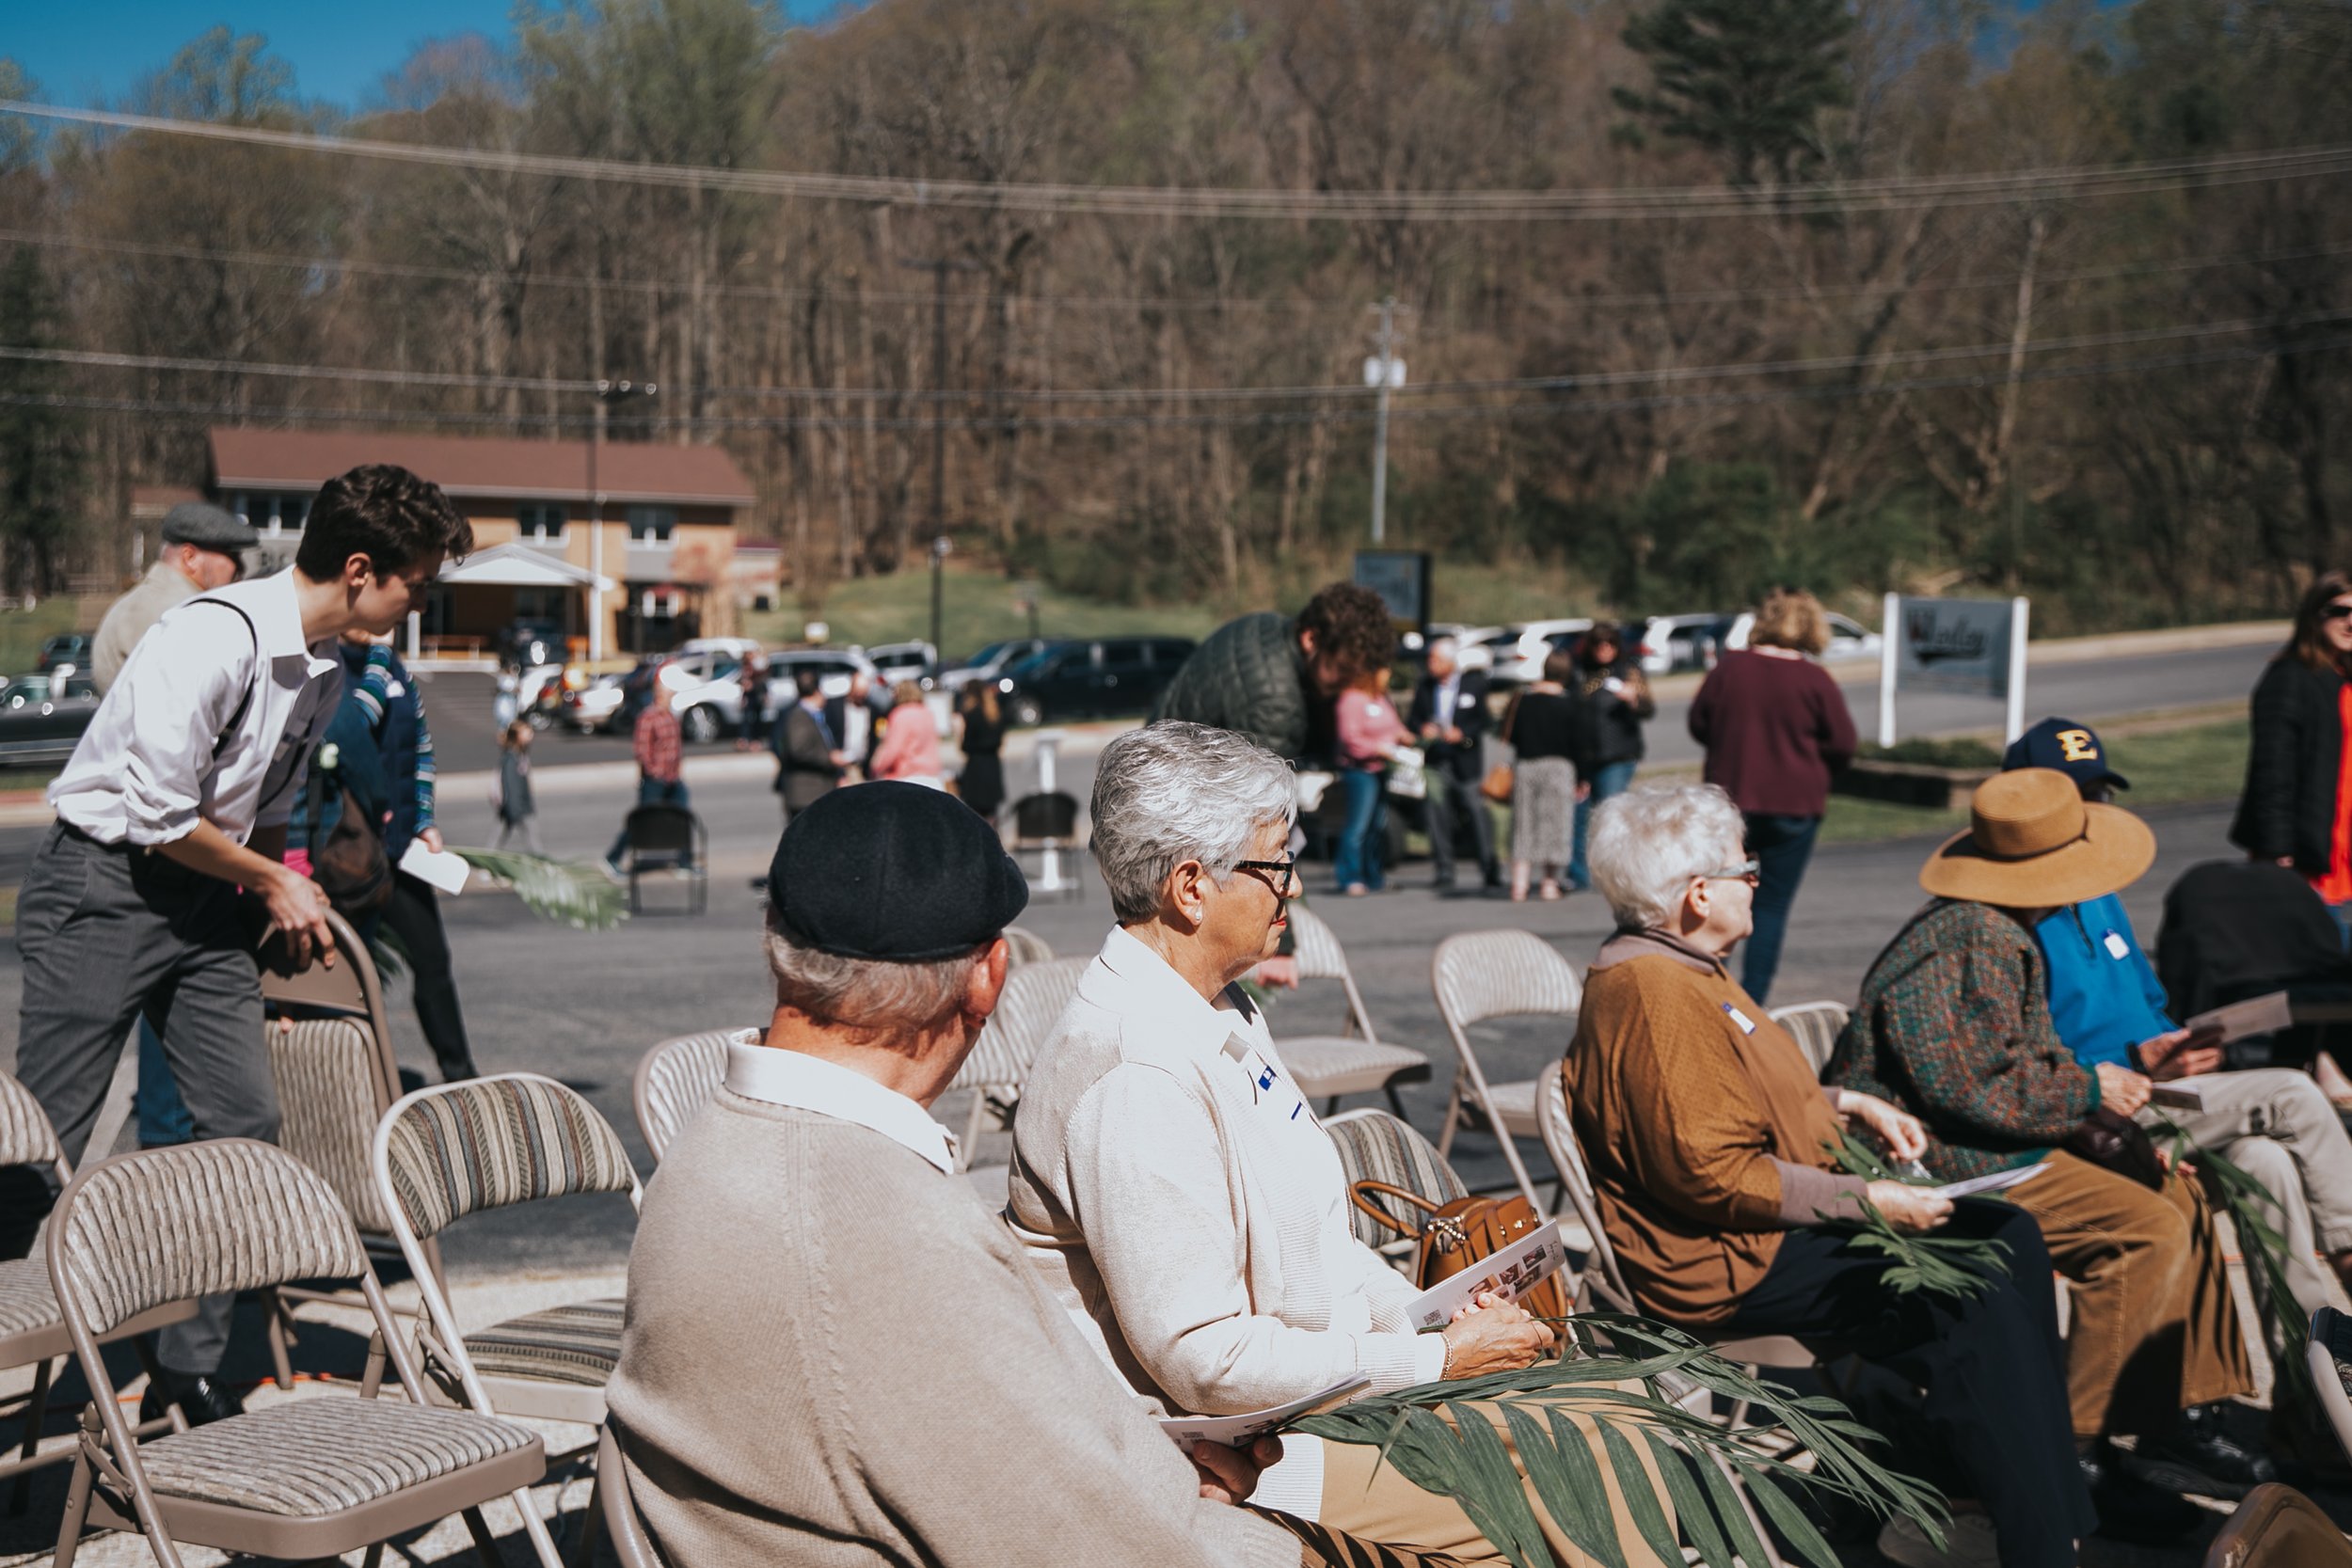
[764,910,984,1048]
[1092,721,1297,923]
[1587,782,1746,932]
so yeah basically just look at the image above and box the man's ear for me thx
[341,552,374,591]
[1296,627,1318,660]
[965,937,1010,1023]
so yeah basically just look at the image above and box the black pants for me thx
[1740,811,1820,1004]
[1721,1202,2094,1566]
[1423,767,1498,884]
[379,869,476,1081]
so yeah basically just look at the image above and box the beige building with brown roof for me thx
[204,426,761,661]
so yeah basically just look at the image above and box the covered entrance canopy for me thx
[415,545,617,662]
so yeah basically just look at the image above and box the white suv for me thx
[1485,619,1595,688]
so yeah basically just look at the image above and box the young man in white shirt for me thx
[8,463,470,1425]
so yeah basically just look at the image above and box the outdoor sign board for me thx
[1895,596,2014,697]
[1354,550,1432,635]
[1878,592,2030,747]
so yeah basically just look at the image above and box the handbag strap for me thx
[1349,1180,1442,1238]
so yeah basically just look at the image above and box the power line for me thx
[6,222,2349,314]
[10,309,2345,405]
[8,101,2352,221]
[8,332,2342,435]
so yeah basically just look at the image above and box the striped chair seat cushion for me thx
[137,1396,537,1516]
[463,1297,627,1387]
[0,1258,58,1340]
[1272,1037,1431,1097]
[1324,1112,1468,1254]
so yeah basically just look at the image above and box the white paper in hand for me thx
[1931,1162,2047,1201]
[1158,1377,1370,1449]
[1404,1221,1567,1333]
[398,840,471,895]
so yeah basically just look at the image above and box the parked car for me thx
[1484,619,1594,688]
[0,672,99,766]
[1631,612,1731,675]
[866,641,937,689]
[1722,609,1883,663]
[996,636,1198,726]
[934,638,1051,693]
[36,634,91,673]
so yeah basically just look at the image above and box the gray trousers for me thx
[2137,1068,2352,1326]
[12,824,279,1374]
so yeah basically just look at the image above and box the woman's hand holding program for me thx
[1865,1181,1952,1233]
[1440,1291,1555,1377]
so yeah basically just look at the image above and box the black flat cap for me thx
[769,782,1029,960]
[161,500,253,553]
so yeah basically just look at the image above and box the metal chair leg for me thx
[572,1468,608,1568]
[264,1289,297,1390]
[463,1503,507,1567]
[7,1355,53,1514]
[51,1416,96,1568]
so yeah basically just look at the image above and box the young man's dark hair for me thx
[295,464,474,579]
[1295,582,1395,687]
[795,666,823,698]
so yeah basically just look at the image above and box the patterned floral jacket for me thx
[1826,899,2101,1182]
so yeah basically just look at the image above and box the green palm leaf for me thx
[1293,1312,1950,1568]
[447,847,630,930]
[2149,1113,2312,1406]
[1820,1131,2013,1301]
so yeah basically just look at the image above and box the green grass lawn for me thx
[1818,718,2249,844]
[0,600,83,677]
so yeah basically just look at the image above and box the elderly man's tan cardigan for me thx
[606,1087,1300,1568]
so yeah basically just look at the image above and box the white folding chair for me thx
[1274,905,1433,1115]
[1766,1000,1849,1078]
[631,1029,742,1164]
[944,957,1088,1168]
[373,1073,644,1429]
[1431,928,1581,1211]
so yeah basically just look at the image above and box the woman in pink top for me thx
[865,680,946,787]
[1333,669,1410,894]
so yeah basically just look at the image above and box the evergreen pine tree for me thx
[1613,0,1856,187]
[0,245,81,596]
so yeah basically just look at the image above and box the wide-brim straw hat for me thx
[1918,767,2155,906]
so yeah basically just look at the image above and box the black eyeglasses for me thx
[2325,602,2352,622]
[1232,855,1301,895]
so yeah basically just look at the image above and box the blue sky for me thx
[6,1,852,111]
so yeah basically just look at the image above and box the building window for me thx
[627,505,676,543]
[517,502,567,541]
[232,492,310,532]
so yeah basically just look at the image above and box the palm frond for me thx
[2149,1113,2312,1406]
[1294,1312,1950,1568]
[448,847,630,930]
[1820,1132,2012,1301]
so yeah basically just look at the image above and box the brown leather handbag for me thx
[1349,1182,1570,1326]
[1480,694,1520,803]
[2064,1105,2167,1191]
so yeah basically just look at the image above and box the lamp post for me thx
[587,378,657,663]
[929,534,952,662]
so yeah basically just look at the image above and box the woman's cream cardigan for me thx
[1007,927,1445,1516]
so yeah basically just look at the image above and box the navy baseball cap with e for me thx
[2002,717,2128,793]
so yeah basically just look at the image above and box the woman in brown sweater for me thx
[1563,782,2090,1567]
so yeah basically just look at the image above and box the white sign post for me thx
[2004,595,2030,744]
[1878,590,1899,748]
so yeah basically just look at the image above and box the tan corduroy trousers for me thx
[2007,1150,2254,1439]
[1319,1393,1675,1568]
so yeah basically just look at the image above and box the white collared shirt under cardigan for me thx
[1008,925,1446,1519]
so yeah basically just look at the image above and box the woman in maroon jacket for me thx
[1687,589,1857,1002]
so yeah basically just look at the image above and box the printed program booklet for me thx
[1405,1220,1567,1333]
[2184,990,2293,1047]
[1931,1163,2047,1201]
[1157,1377,1371,1449]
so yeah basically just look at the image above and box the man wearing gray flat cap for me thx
[92,499,252,691]
[607,781,1464,1568]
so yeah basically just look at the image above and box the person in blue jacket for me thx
[2010,718,2352,1354]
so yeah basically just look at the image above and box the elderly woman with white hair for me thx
[1009,721,1670,1565]
[1563,781,2092,1566]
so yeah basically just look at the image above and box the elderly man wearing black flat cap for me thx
[92,499,253,691]
[604,782,1463,1568]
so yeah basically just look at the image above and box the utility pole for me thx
[898,257,981,561]
[1364,296,1405,546]
[587,377,656,663]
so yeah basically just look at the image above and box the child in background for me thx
[495,720,543,853]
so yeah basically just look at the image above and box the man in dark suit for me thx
[1406,637,1500,890]
[774,668,844,817]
